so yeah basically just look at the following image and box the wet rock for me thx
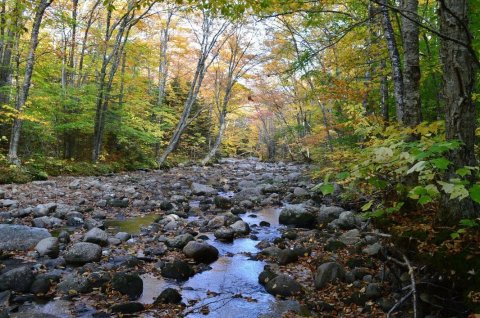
[83,228,109,247]
[365,283,382,299]
[35,237,60,258]
[363,243,382,256]
[233,187,263,203]
[111,302,144,314]
[279,204,316,228]
[281,230,298,240]
[214,227,235,242]
[239,200,254,209]
[183,241,219,264]
[0,266,34,293]
[32,216,62,229]
[166,233,194,249]
[161,260,194,280]
[111,272,143,300]
[214,196,232,209]
[115,232,131,241]
[0,224,51,251]
[314,262,346,289]
[160,201,174,211]
[155,288,182,304]
[207,215,226,229]
[258,269,278,285]
[265,274,303,297]
[191,183,216,196]
[259,221,270,227]
[230,220,250,235]
[277,249,299,265]
[339,229,361,245]
[58,273,92,293]
[64,242,102,265]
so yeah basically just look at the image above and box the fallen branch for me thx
[403,255,418,318]
[387,290,413,318]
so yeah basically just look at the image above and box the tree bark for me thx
[401,0,421,127]
[380,59,389,124]
[439,0,478,222]
[380,0,405,123]
[8,0,52,164]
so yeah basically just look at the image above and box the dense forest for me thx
[0,0,479,317]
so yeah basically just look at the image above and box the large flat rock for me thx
[0,224,51,251]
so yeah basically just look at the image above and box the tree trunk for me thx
[380,0,405,123]
[8,0,52,164]
[201,110,226,165]
[157,9,173,107]
[439,0,478,222]
[401,0,421,127]
[380,59,389,123]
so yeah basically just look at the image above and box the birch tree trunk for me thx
[401,0,421,127]
[157,9,173,107]
[8,0,52,164]
[157,12,228,166]
[439,0,478,222]
[380,0,405,123]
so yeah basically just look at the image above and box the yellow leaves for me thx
[373,147,393,163]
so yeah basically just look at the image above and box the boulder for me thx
[31,272,61,294]
[83,228,109,247]
[35,237,60,258]
[317,206,345,225]
[154,288,182,304]
[293,187,309,198]
[365,283,382,299]
[111,272,143,300]
[214,196,232,209]
[207,215,226,229]
[314,262,346,289]
[161,260,194,280]
[0,266,34,292]
[115,232,131,242]
[57,274,92,294]
[230,220,250,235]
[339,229,361,245]
[277,249,299,265]
[32,216,62,228]
[64,242,102,265]
[363,243,382,256]
[279,204,316,228]
[183,241,219,264]
[214,227,235,242]
[33,203,57,217]
[0,224,51,251]
[329,211,362,230]
[166,234,194,249]
[191,183,216,196]
[265,274,303,297]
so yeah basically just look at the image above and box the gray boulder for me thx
[329,211,362,230]
[83,227,109,247]
[191,183,216,195]
[32,216,62,228]
[339,229,361,245]
[265,274,303,297]
[161,260,194,280]
[64,242,102,264]
[230,220,250,235]
[166,234,194,249]
[183,241,219,264]
[214,227,235,242]
[0,224,51,251]
[207,215,226,229]
[314,262,346,289]
[317,206,345,225]
[111,272,143,300]
[279,204,316,228]
[0,266,34,292]
[57,274,92,294]
[35,237,60,258]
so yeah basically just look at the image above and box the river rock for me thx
[31,272,61,294]
[32,216,62,228]
[115,232,131,241]
[314,262,346,289]
[329,211,362,230]
[0,190,4,200]
[293,187,309,198]
[35,237,60,258]
[207,215,226,229]
[161,260,194,280]
[265,274,303,297]
[339,229,361,245]
[64,242,102,264]
[317,206,345,225]
[258,269,278,285]
[277,249,299,265]
[214,196,232,209]
[0,266,34,292]
[0,199,17,208]
[191,183,216,195]
[69,179,81,189]
[112,272,143,300]
[365,283,382,299]
[0,224,51,251]
[279,204,316,228]
[155,288,182,304]
[230,220,250,235]
[83,227,109,246]
[363,242,382,256]
[167,233,194,249]
[183,241,219,264]
[58,274,91,294]
[33,203,57,217]
[214,227,235,242]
